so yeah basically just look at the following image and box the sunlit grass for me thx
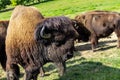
[1,0,120,20]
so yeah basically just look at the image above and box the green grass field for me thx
[1,0,120,80]
[1,0,120,20]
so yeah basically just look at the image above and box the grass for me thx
[1,0,120,80]
[1,0,120,20]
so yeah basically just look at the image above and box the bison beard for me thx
[73,10,120,52]
[0,20,20,76]
[6,5,78,80]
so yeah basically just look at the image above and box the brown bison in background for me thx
[0,20,9,71]
[73,10,120,51]
[0,20,20,76]
[6,5,78,80]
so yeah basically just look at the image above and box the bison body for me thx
[6,5,78,80]
[74,10,120,51]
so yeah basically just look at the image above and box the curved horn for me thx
[40,26,51,39]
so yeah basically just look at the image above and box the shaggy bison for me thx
[73,10,120,51]
[0,20,9,71]
[6,5,78,80]
[0,20,20,76]
[0,20,43,77]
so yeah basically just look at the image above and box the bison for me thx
[6,5,78,80]
[0,20,20,76]
[73,10,120,52]
[0,20,9,71]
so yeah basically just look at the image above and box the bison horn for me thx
[40,26,51,39]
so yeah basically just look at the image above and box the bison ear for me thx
[34,25,51,41]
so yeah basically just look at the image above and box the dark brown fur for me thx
[0,20,9,71]
[73,10,120,51]
[6,5,78,80]
[0,20,20,76]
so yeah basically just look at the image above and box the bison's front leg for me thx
[54,61,66,76]
[116,36,120,48]
[114,29,120,48]
[24,72,38,80]
[39,67,45,77]
[117,39,120,48]
[6,63,19,80]
[24,67,39,80]
[90,35,98,52]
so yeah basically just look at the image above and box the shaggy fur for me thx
[0,20,20,76]
[0,20,9,71]
[73,10,120,51]
[6,5,78,80]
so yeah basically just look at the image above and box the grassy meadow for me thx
[1,0,120,80]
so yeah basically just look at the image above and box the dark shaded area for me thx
[0,0,54,13]
[1,58,120,80]
[75,40,117,51]
[58,61,120,80]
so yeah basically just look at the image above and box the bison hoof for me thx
[39,73,45,77]
[59,72,65,77]
[92,49,96,52]
[7,71,19,80]
[117,46,120,48]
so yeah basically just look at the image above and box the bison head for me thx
[72,19,90,42]
[34,16,79,61]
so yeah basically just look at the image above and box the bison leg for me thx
[24,67,39,80]
[0,47,20,76]
[114,29,120,48]
[24,72,32,80]
[13,64,20,76]
[6,63,19,80]
[54,61,66,76]
[117,38,120,48]
[39,67,45,77]
[90,35,98,52]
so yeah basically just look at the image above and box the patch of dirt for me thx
[74,32,118,57]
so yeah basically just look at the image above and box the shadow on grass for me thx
[58,61,120,80]
[1,60,120,80]
[75,40,117,51]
